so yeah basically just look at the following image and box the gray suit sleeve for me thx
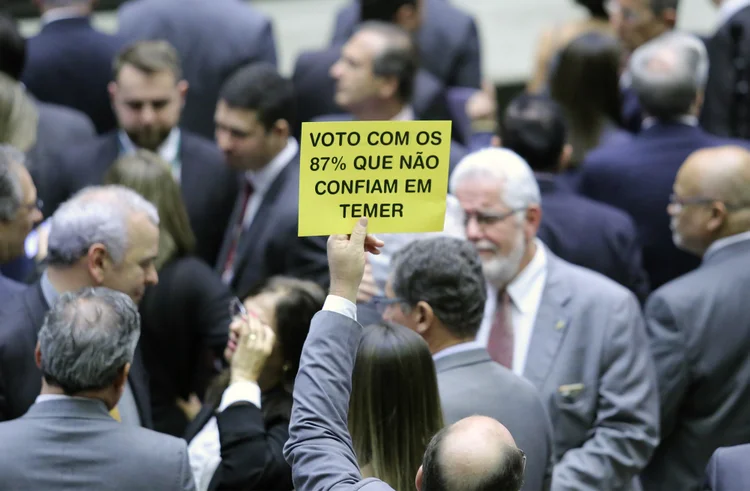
[703,448,721,491]
[644,293,689,441]
[553,293,660,490]
[283,310,393,491]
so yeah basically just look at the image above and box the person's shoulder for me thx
[118,425,188,454]
[549,251,635,301]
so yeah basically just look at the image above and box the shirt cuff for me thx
[323,295,357,322]
[219,380,261,412]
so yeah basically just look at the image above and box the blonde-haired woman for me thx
[0,72,37,152]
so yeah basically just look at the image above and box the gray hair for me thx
[0,145,26,221]
[38,287,141,394]
[47,185,159,267]
[449,148,541,222]
[629,32,709,121]
[391,237,487,339]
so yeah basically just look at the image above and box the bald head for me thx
[678,146,750,207]
[419,416,526,491]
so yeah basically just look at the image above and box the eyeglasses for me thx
[371,295,407,315]
[463,208,524,228]
[229,297,248,320]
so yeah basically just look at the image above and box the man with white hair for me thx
[452,147,660,490]
[581,31,750,290]
[0,185,159,425]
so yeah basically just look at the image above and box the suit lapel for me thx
[522,252,572,389]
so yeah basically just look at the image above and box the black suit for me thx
[184,386,293,491]
[292,46,454,141]
[536,174,650,302]
[42,130,238,266]
[215,152,329,296]
[21,16,125,134]
[0,283,152,426]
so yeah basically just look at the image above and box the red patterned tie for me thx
[487,290,514,369]
[222,180,254,278]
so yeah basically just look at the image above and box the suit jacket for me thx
[22,16,125,134]
[284,309,395,491]
[292,46,454,141]
[580,123,750,290]
[331,0,481,89]
[0,273,25,310]
[536,174,650,302]
[704,444,750,491]
[43,130,238,266]
[435,346,554,491]
[701,5,750,138]
[640,238,750,491]
[0,283,153,427]
[215,153,329,295]
[118,0,277,140]
[0,398,194,490]
[515,250,659,490]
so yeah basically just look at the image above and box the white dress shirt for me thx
[119,128,182,181]
[477,239,548,376]
[717,0,750,29]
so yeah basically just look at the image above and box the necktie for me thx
[487,290,514,369]
[110,406,121,422]
[222,180,255,279]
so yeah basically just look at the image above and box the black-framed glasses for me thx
[463,208,524,228]
[371,295,407,315]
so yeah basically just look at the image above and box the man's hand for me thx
[356,258,380,303]
[328,218,384,304]
[230,315,275,385]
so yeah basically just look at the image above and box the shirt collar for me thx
[641,115,699,130]
[392,106,415,121]
[704,230,750,261]
[41,8,88,26]
[40,270,60,309]
[118,128,181,165]
[717,0,750,28]
[432,340,482,361]
[244,137,298,194]
[506,238,547,314]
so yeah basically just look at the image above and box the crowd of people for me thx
[0,0,749,490]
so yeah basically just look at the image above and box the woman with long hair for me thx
[349,322,445,491]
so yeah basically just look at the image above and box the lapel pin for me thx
[555,320,566,330]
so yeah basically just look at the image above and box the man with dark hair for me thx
[44,40,237,266]
[498,94,649,301]
[213,62,328,295]
[382,236,553,491]
[284,218,529,491]
[292,3,454,140]
[0,287,195,490]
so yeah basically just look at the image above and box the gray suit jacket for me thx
[284,310,394,491]
[525,251,659,491]
[0,397,194,490]
[118,0,277,140]
[641,238,750,491]
[704,444,750,491]
[435,346,554,491]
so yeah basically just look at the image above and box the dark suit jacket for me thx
[139,256,230,436]
[704,444,750,491]
[22,16,125,134]
[536,174,649,302]
[621,87,643,134]
[331,0,481,89]
[641,238,750,491]
[118,0,278,140]
[184,386,293,490]
[215,153,329,295]
[0,274,25,310]
[701,5,750,138]
[580,123,750,290]
[292,46,454,141]
[43,130,238,266]
[0,283,153,427]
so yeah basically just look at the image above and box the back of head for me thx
[360,0,417,22]
[421,416,526,491]
[39,287,140,394]
[47,185,159,267]
[349,322,444,491]
[105,150,194,268]
[356,21,418,104]
[390,236,486,339]
[0,144,25,222]
[629,31,708,121]
[0,71,38,152]
[0,13,26,81]
[500,94,568,173]
[219,62,296,132]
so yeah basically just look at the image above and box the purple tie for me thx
[487,290,514,369]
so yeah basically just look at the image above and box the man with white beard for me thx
[450,148,660,491]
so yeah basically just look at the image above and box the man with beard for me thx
[42,40,237,265]
[451,147,660,491]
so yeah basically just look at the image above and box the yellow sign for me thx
[298,120,452,236]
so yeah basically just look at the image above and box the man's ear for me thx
[491,135,502,148]
[559,143,573,170]
[413,301,435,335]
[108,81,118,104]
[177,80,189,107]
[87,244,109,285]
[415,465,424,491]
[34,341,42,369]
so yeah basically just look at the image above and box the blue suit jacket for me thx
[536,174,649,302]
[580,123,750,290]
[22,17,125,134]
[0,274,25,311]
[705,445,750,491]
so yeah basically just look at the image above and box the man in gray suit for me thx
[451,148,660,490]
[382,236,554,491]
[118,0,277,140]
[640,145,750,491]
[0,287,195,490]
[284,218,529,491]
